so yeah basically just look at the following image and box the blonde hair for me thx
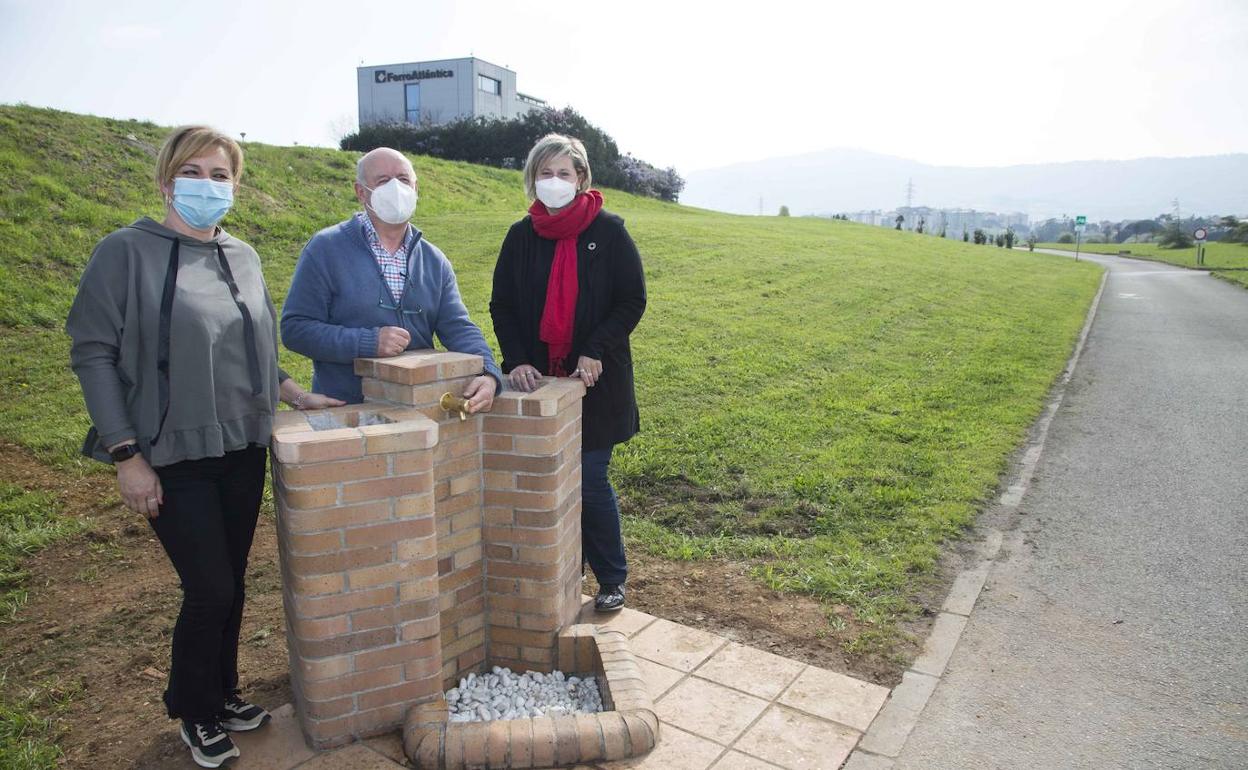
[523,133,592,200]
[154,125,244,190]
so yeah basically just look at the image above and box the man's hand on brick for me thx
[376,326,411,357]
[463,375,497,413]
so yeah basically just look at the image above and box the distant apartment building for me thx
[357,57,547,127]
[848,207,1031,235]
[849,210,885,226]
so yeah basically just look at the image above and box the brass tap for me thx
[439,392,471,421]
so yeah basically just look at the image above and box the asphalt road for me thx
[895,252,1248,769]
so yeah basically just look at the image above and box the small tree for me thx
[963,229,969,242]
[1004,227,1016,249]
[916,217,926,234]
[779,205,790,217]
[1226,217,1248,243]
[1026,234,1037,251]
[973,228,987,245]
[1156,218,1193,248]
[895,214,905,230]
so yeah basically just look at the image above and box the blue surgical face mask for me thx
[170,177,234,230]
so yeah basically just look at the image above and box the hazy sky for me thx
[1,0,1244,172]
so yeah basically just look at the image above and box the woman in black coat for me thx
[489,133,647,612]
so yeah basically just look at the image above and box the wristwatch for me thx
[109,444,142,463]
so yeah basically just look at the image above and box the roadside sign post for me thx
[1074,215,1087,262]
[1194,227,1207,267]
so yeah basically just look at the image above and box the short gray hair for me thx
[356,147,414,186]
[523,134,592,200]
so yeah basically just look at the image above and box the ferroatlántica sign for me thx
[374,68,454,84]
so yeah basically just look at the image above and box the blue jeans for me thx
[582,447,627,586]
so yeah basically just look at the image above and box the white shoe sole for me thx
[221,712,270,732]
[180,725,241,768]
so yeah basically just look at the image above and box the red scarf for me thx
[529,189,603,376]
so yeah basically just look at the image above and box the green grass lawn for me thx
[0,675,77,770]
[2,104,1103,647]
[1038,240,1248,288]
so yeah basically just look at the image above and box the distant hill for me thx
[682,149,1248,221]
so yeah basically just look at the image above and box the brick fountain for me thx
[270,350,658,768]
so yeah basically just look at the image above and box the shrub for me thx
[1216,216,1246,243]
[342,107,685,202]
[1056,233,1075,244]
[1157,224,1193,249]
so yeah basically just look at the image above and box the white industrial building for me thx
[357,57,546,127]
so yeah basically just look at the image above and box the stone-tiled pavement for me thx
[214,600,891,770]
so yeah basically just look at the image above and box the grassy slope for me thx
[1,104,1103,639]
[1038,240,1248,288]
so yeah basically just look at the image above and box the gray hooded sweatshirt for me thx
[67,217,284,467]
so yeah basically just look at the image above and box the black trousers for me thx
[150,444,266,721]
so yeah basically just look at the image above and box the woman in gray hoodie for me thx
[66,125,341,768]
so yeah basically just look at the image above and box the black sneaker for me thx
[218,694,271,731]
[595,584,626,612]
[180,719,240,768]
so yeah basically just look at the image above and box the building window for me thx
[405,83,420,123]
[478,74,501,95]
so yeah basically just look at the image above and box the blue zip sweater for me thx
[281,217,502,403]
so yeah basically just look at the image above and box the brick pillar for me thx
[481,380,586,672]
[356,351,489,689]
[272,350,586,750]
[272,405,442,748]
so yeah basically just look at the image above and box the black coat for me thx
[490,209,647,451]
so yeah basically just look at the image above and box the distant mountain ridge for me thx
[681,149,1248,221]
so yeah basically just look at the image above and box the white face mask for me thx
[535,177,577,209]
[365,178,417,224]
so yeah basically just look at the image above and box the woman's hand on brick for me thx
[298,392,346,410]
[574,356,602,388]
[508,364,541,393]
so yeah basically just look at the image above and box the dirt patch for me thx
[0,444,290,769]
[622,472,820,538]
[592,553,925,688]
[1,443,942,767]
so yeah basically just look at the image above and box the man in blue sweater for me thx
[282,148,501,408]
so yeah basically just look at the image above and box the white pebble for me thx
[443,667,603,723]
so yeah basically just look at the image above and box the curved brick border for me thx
[404,624,659,768]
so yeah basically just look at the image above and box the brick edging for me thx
[403,624,659,768]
